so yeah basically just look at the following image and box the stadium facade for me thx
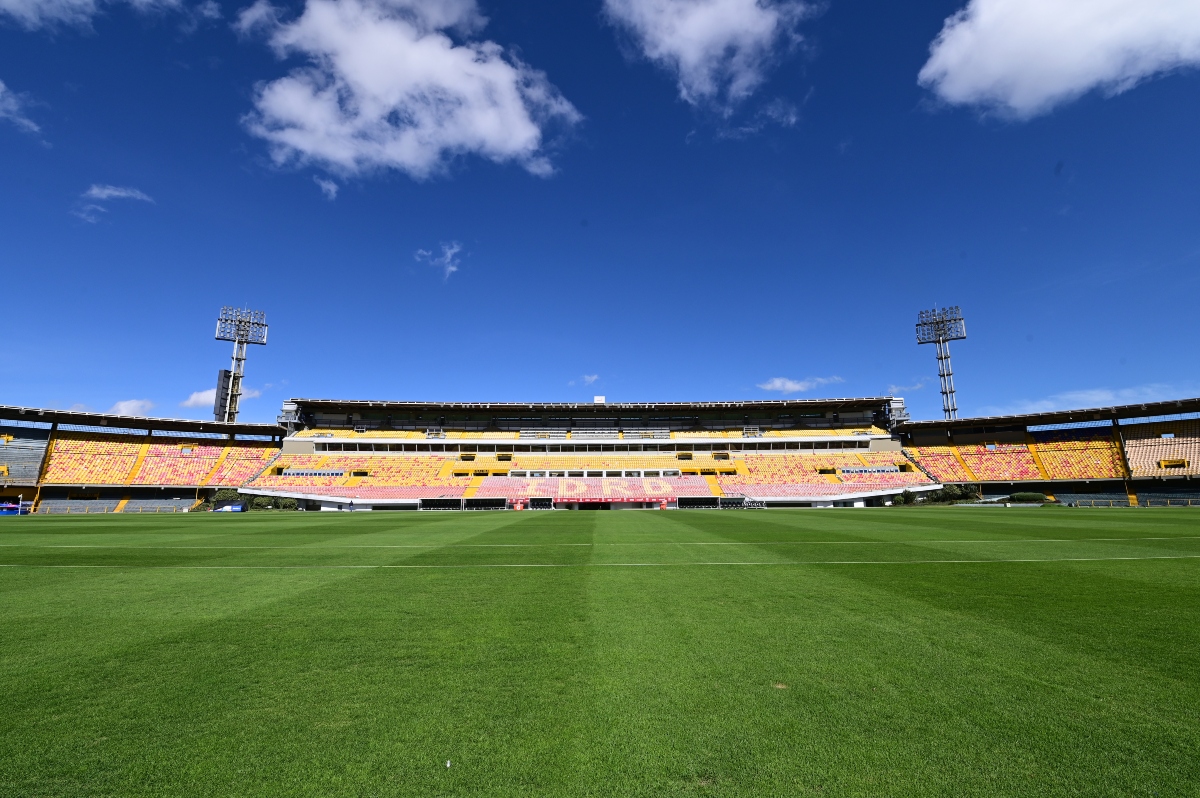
[2,395,1199,512]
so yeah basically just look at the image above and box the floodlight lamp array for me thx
[915,306,966,344]
[215,307,268,345]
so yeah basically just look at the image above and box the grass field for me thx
[2,507,1198,797]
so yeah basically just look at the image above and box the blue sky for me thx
[1,0,1198,424]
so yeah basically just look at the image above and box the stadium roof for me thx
[0,404,285,438]
[897,396,1200,431]
[289,397,896,412]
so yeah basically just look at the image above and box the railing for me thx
[35,505,189,514]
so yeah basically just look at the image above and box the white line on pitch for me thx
[3,554,1200,569]
[1,536,1198,550]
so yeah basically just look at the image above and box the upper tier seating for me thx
[957,444,1042,481]
[520,429,569,439]
[905,446,973,482]
[294,429,427,439]
[1031,430,1126,480]
[453,431,520,439]
[473,453,735,473]
[40,433,279,487]
[0,425,51,485]
[569,429,622,440]
[131,443,225,486]
[763,427,886,437]
[672,430,743,439]
[205,445,280,486]
[1122,420,1200,478]
[621,429,671,439]
[41,434,143,485]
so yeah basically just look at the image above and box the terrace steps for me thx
[124,439,152,486]
[200,446,233,487]
[1025,437,1051,480]
[463,476,486,498]
[951,446,979,481]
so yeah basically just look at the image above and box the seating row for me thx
[41,434,279,486]
[1122,420,1200,477]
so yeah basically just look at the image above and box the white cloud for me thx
[887,379,927,395]
[183,386,260,409]
[582,374,599,385]
[181,388,216,408]
[919,0,1200,118]
[415,241,462,279]
[977,383,1189,416]
[72,204,107,223]
[83,184,154,202]
[604,0,809,108]
[234,0,279,35]
[0,79,39,133]
[314,175,339,199]
[241,0,580,180]
[74,185,153,223]
[757,375,843,394]
[107,399,155,416]
[0,0,184,29]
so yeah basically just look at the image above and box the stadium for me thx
[5,393,1199,513]
[3,308,1200,795]
[5,0,1200,785]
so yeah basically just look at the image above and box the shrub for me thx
[1010,492,1047,503]
[907,484,980,505]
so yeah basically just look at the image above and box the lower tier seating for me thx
[244,452,932,500]
[1053,493,1132,507]
[121,498,196,512]
[1136,492,1200,507]
[247,454,472,494]
[37,498,122,514]
[473,476,712,501]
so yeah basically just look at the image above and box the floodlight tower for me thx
[213,307,268,423]
[916,306,966,420]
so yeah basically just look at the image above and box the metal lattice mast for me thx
[213,308,268,423]
[935,338,957,419]
[916,307,966,421]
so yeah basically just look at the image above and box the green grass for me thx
[2,508,1199,797]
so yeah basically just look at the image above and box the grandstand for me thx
[5,395,1200,511]
[237,397,930,509]
[0,405,284,513]
[897,397,1200,504]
